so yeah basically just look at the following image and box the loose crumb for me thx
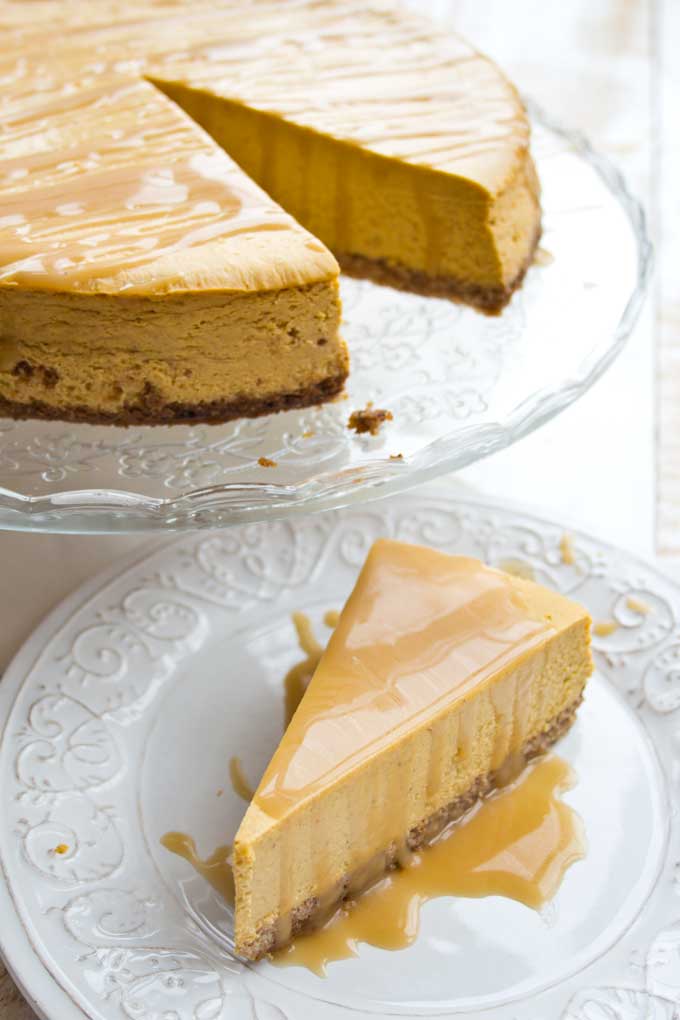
[302,430,315,439]
[594,620,618,637]
[348,405,393,436]
[258,456,277,468]
[626,595,650,615]
[389,453,404,461]
[216,788,224,797]
[559,533,575,566]
[52,843,69,855]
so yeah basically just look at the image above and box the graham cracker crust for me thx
[0,371,348,427]
[238,695,581,961]
[337,226,542,315]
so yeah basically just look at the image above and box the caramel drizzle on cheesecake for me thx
[0,0,532,292]
[161,751,584,976]
[274,754,584,975]
[254,548,557,821]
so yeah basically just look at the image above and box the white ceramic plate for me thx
[0,108,651,533]
[1,493,678,1020]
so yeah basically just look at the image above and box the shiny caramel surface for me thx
[0,0,530,294]
[0,73,332,293]
[160,832,235,904]
[253,540,561,822]
[147,0,529,185]
[275,755,584,975]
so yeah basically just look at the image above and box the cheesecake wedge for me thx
[233,539,592,959]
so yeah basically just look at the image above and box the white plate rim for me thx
[1,494,679,1020]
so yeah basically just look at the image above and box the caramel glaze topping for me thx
[254,540,556,822]
[0,0,530,293]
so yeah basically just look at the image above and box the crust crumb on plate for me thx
[348,405,394,436]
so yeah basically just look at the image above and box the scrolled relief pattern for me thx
[179,516,337,607]
[17,793,123,886]
[647,923,680,1002]
[15,693,121,793]
[563,987,679,1020]
[57,583,208,721]
[58,889,251,1020]
[5,498,680,1020]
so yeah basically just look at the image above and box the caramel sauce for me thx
[284,610,337,727]
[160,556,587,973]
[593,620,618,637]
[626,596,650,615]
[0,150,294,290]
[160,832,235,905]
[559,533,575,566]
[229,756,255,803]
[255,543,558,822]
[275,755,584,976]
[0,2,534,291]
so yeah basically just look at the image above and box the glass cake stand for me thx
[0,104,652,533]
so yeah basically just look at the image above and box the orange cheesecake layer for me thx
[233,540,592,959]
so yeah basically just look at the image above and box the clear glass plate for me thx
[0,106,651,533]
[0,492,677,1020]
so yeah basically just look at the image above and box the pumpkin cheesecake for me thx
[0,1,540,425]
[233,539,592,960]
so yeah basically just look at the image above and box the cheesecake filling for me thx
[239,697,582,960]
[233,543,593,960]
[152,81,541,315]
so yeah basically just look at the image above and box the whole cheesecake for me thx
[233,540,592,960]
[0,1,540,425]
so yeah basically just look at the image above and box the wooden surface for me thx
[0,1,673,1015]
[0,965,33,1020]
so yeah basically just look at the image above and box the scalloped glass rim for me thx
[0,101,652,533]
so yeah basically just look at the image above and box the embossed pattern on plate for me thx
[0,107,651,532]
[0,493,678,1020]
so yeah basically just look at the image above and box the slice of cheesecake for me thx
[233,539,592,960]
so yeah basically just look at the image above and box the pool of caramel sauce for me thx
[162,609,584,974]
[163,750,583,976]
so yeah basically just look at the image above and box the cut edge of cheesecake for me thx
[151,79,542,317]
[232,539,593,960]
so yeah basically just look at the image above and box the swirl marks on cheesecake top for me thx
[0,76,331,292]
[146,0,530,186]
[0,0,530,291]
